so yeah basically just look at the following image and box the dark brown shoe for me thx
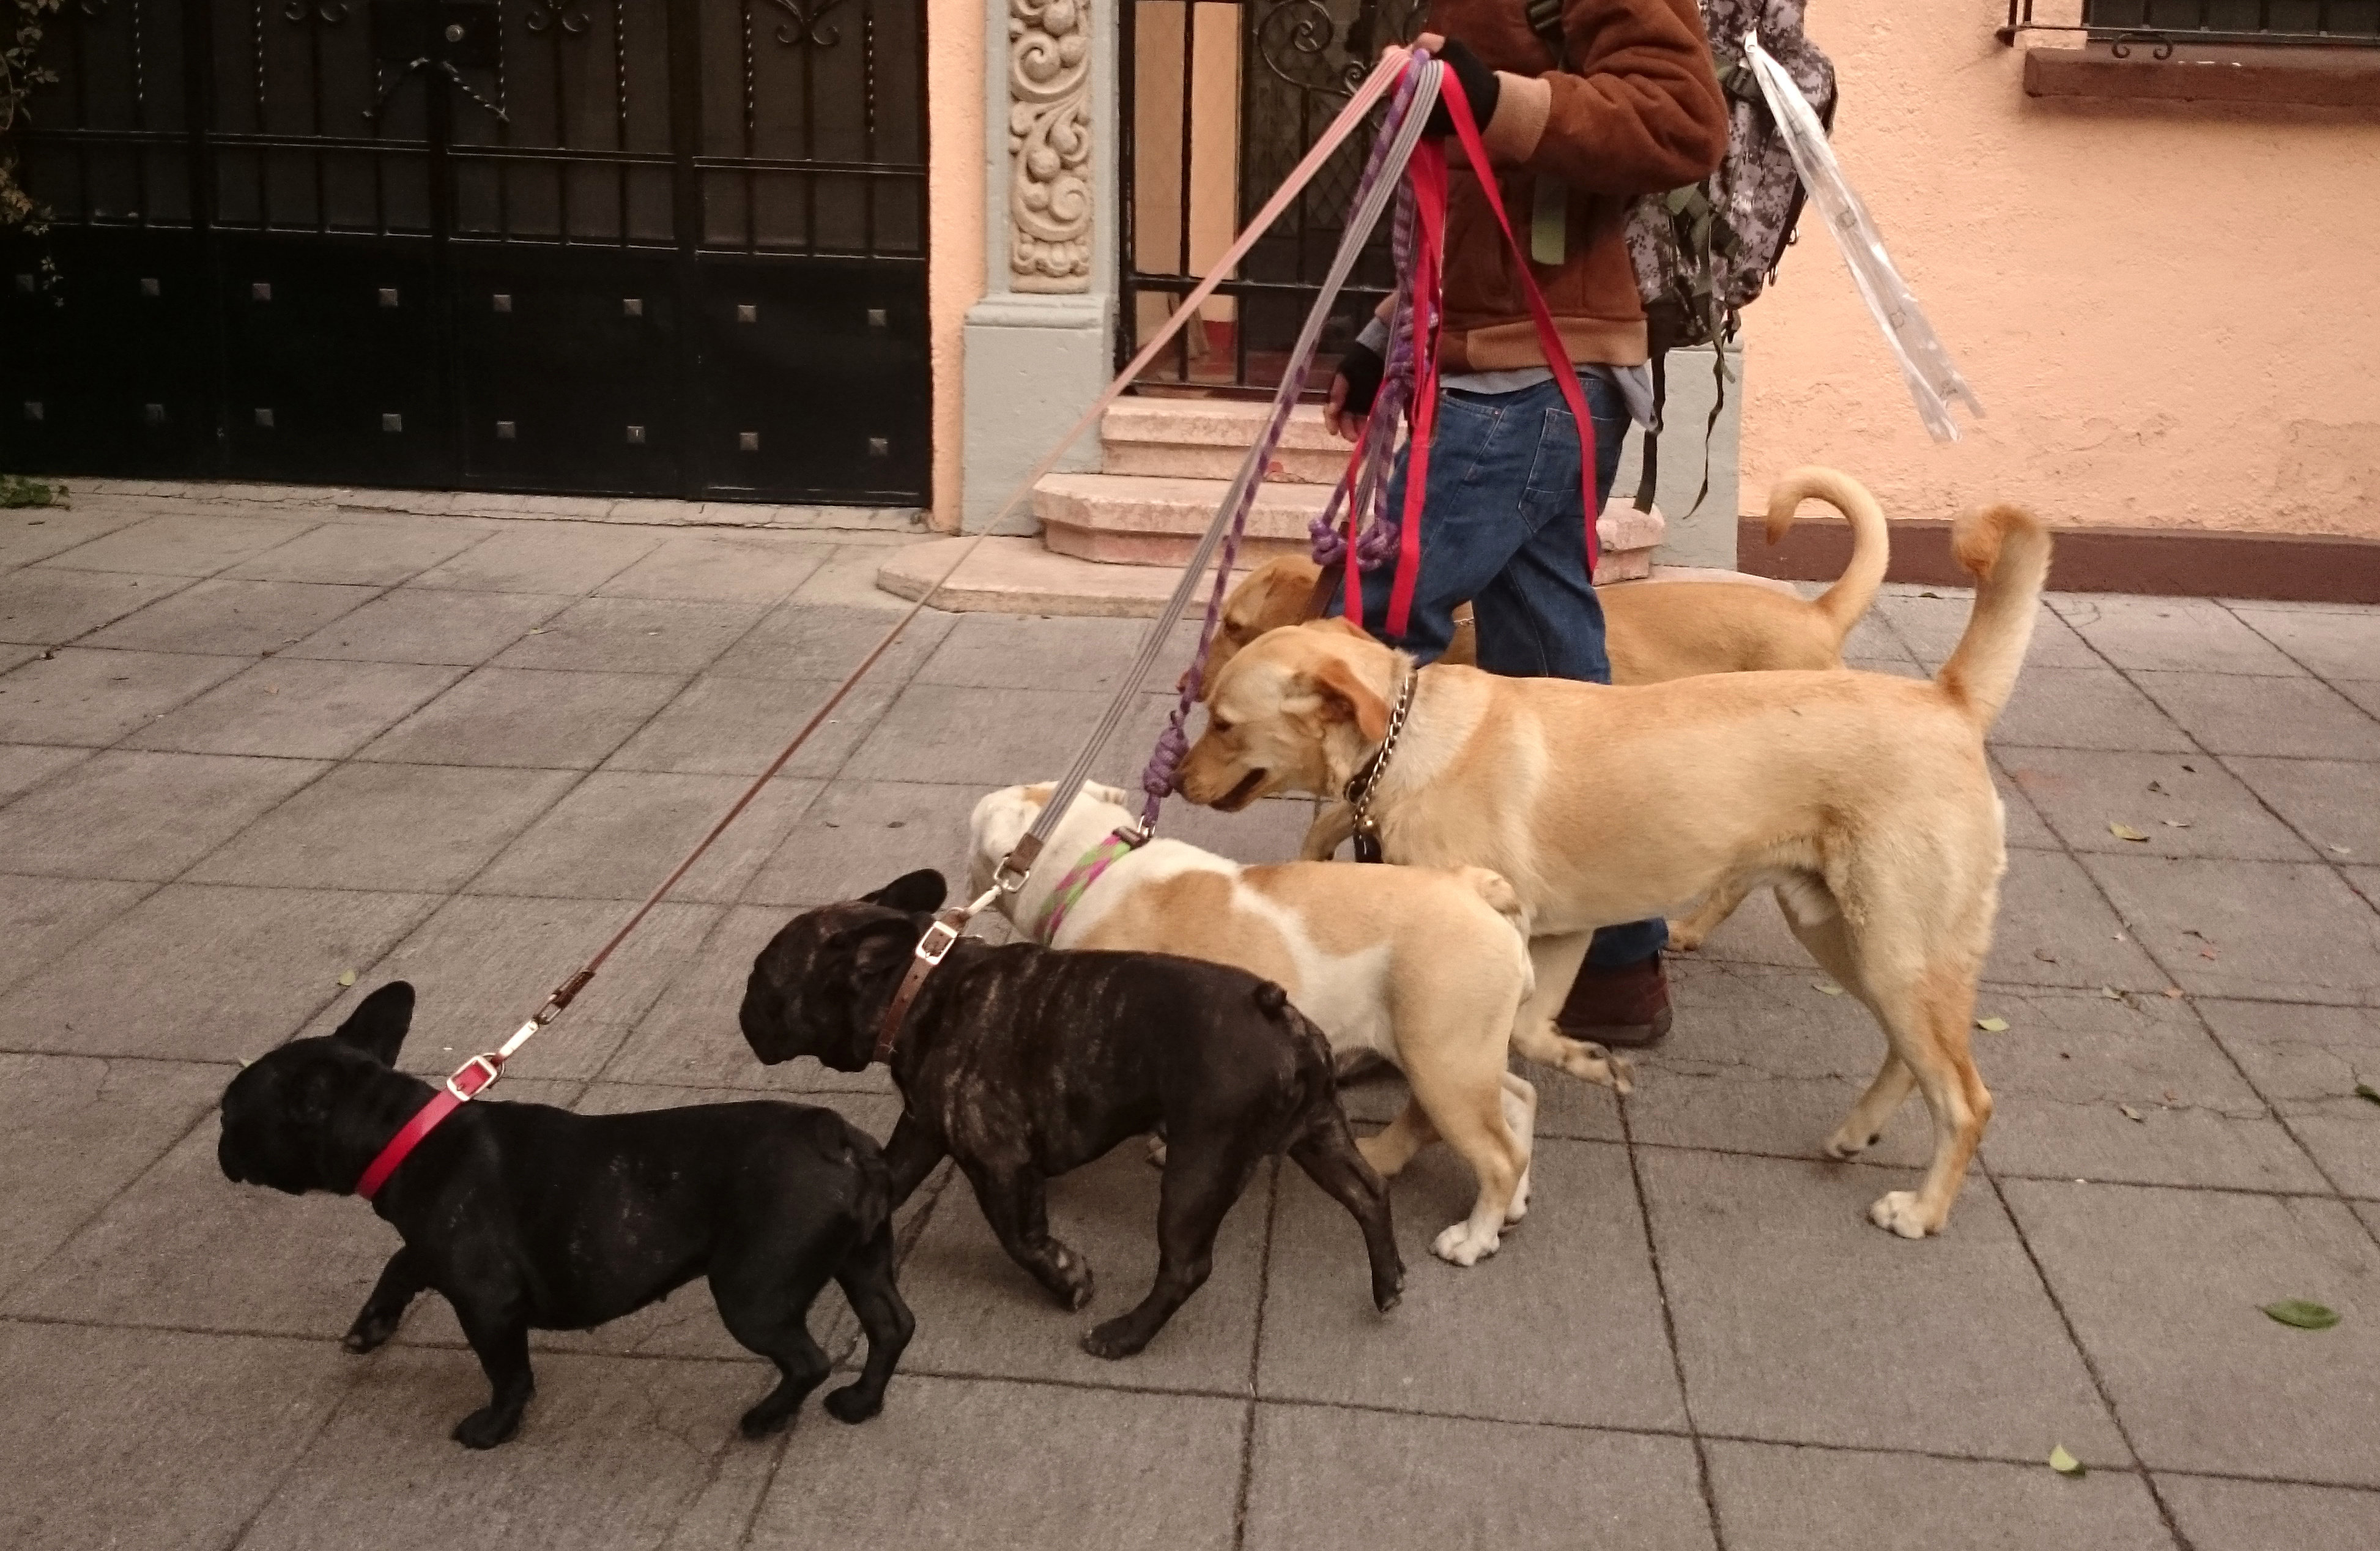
[1555,955,1672,1049]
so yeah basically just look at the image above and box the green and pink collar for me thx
[1030,827,1147,945]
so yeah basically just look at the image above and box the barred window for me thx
[2083,1,2380,42]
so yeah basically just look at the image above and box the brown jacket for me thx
[1426,0,1729,370]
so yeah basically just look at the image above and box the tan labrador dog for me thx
[1177,505,2052,1240]
[1200,465,1890,690]
[968,782,1626,1266]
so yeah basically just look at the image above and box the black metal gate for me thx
[1118,0,1423,396]
[1,0,929,505]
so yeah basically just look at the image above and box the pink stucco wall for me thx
[929,0,987,532]
[1738,4,2380,538]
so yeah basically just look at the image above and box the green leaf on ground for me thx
[2263,1300,2341,1331]
[2119,1105,2144,1122]
[2354,1082,2380,1106]
[336,969,357,987]
[2101,986,2125,1000]
[2109,823,2150,842]
[1814,982,1845,996]
[2048,1445,2084,1476]
[1976,1016,2009,1033]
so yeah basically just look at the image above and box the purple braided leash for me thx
[1139,55,1431,832]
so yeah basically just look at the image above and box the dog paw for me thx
[1431,1221,1501,1266]
[1664,926,1704,953]
[1506,1170,1531,1224]
[822,1383,882,1425]
[1823,1123,1881,1160]
[451,1407,522,1450]
[1047,1246,1096,1311]
[341,1313,400,1354]
[1080,1317,1149,1360]
[1557,1040,1634,1095]
[1143,1134,1168,1169]
[1867,1191,1938,1240]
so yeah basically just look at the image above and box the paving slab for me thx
[2052,593,2307,675]
[1705,1440,2174,1551]
[491,595,771,675]
[219,514,493,585]
[0,645,247,744]
[283,586,574,664]
[913,611,1177,693]
[0,566,204,643]
[358,665,688,768]
[742,1372,1245,1550]
[407,523,663,593]
[2131,670,2380,761]
[1882,593,2099,669]
[301,895,724,1080]
[34,511,317,575]
[0,873,152,994]
[467,772,818,903]
[600,674,899,778]
[707,598,954,682]
[2222,754,2380,860]
[120,656,465,759]
[0,749,328,879]
[0,507,146,568]
[848,684,1119,787]
[0,1323,355,1551]
[2336,677,2380,723]
[0,743,100,809]
[593,531,834,603]
[1626,959,1933,1169]
[2158,1475,2380,1551]
[597,904,896,1095]
[1985,666,2195,752]
[1985,750,2064,849]
[0,882,440,1060]
[187,761,579,892]
[2001,746,2320,861]
[1260,1139,1685,1430]
[2002,1179,2380,1484]
[0,1054,226,1296]
[1979,847,2171,992]
[1975,984,2328,1193]
[741,778,983,907]
[2226,603,2380,682]
[2081,853,2380,1005]
[2193,999,2380,1197]
[1639,1148,2123,1460]
[4,1079,579,1338]
[1244,1404,1715,1551]
[238,1345,752,1551]
[81,576,379,656]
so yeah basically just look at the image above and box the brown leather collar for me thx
[870,907,971,1064]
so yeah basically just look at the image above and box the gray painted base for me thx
[1614,341,1745,573]
[960,293,1115,534]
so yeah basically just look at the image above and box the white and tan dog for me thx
[968,782,1625,1265]
[1177,506,2052,1240]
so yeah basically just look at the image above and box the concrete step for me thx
[1032,469,1667,581]
[879,537,1766,618]
[1099,399,1349,484]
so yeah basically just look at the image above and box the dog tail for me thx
[1455,866,1533,941]
[1936,504,2054,729]
[1764,466,1889,644]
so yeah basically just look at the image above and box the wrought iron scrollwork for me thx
[281,0,347,23]
[2105,32,2177,60]
[526,0,591,36]
[1253,0,1361,96]
[769,0,843,47]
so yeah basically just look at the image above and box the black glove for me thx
[1334,340,1385,422]
[1422,39,1502,138]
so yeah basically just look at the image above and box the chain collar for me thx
[1341,668,1416,865]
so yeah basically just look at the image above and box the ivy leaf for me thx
[2047,1445,2085,1476]
[2262,1300,2341,1331]
[1975,1016,2009,1033]
[2109,823,2150,842]
[1814,981,1845,996]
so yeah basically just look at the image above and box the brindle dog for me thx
[740,870,1404,1358]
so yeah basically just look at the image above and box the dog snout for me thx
[736,981,785,1063]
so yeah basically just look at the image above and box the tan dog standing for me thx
[968,782,1626,1266]
[1177,506,2052,1239]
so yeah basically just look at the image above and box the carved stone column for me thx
[959,0,1116,531]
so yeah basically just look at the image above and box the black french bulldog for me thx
[738,869,1404,1359]
[217,980,913,1449]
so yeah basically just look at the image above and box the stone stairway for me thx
[879,398,1667,616]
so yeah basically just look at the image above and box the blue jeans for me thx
[1334,369,1666,968]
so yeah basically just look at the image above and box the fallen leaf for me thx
[1976,1016,2009,1033]
[2356,1083,2380,1106]
[2048,1445,2085,1476]
[2147,779,2167,795]
[2033,948,2060,964]
[2161,819,2192,829]
[2119,1104,2144,1123]
[2101,986,2124,1000]
[1920,590,1941,599]
[2181,762,2196,772]
[2262,1300,2341,1331]
[1814,982,1845,996]
[2162,1090,2178,1102]
[2163,987,2184,999]
[336,969,357,987]
[528,627,546,634]
[2200,948,2219,961]
[2110,823,2150,842]
[2331,845,2354,856]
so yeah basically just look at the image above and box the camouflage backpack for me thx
[1525,0,1837,505]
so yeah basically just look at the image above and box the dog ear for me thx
[861,869,947,913]
[330,981,414,1065]
[1306,653,1390,742]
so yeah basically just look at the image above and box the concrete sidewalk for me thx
[1,496,2376,1550]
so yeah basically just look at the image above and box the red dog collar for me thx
[354,1052,504,1200]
